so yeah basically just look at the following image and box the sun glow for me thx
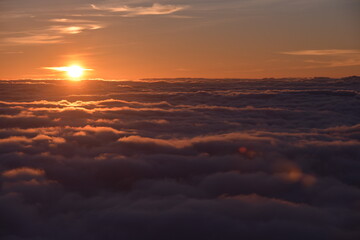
[44,65,93,80]
[66,66,84,78]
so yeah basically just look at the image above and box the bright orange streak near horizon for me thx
[44,65,93,80]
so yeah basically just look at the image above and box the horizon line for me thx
[0,75,359,82]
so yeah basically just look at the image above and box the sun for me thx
[44,65,93,80]
[66,65,84,78]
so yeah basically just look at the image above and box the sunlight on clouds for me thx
[281,49,360,56]
[50,24,103,34]
[304,59,360,68]
[4,35,63,45]
[2,168,45,178]
[91,3,188,16]
[2,23,103,45]
[49,18,97,23]
[281,49,360,69]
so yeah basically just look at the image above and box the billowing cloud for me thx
[0,77,360,239]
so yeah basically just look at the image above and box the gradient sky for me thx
[0,0,359,79]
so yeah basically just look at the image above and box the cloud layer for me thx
[0,77,360,239]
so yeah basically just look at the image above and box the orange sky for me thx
[0,0,359,79]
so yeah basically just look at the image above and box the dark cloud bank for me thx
[0,77,360,240]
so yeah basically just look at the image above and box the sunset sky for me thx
[1,0,359,79]
[1,1,360,239]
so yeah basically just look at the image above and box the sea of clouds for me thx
[0,77,359,239]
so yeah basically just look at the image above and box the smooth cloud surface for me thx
[0,77,360,239]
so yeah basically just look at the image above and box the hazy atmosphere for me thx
[1,0,359,79]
